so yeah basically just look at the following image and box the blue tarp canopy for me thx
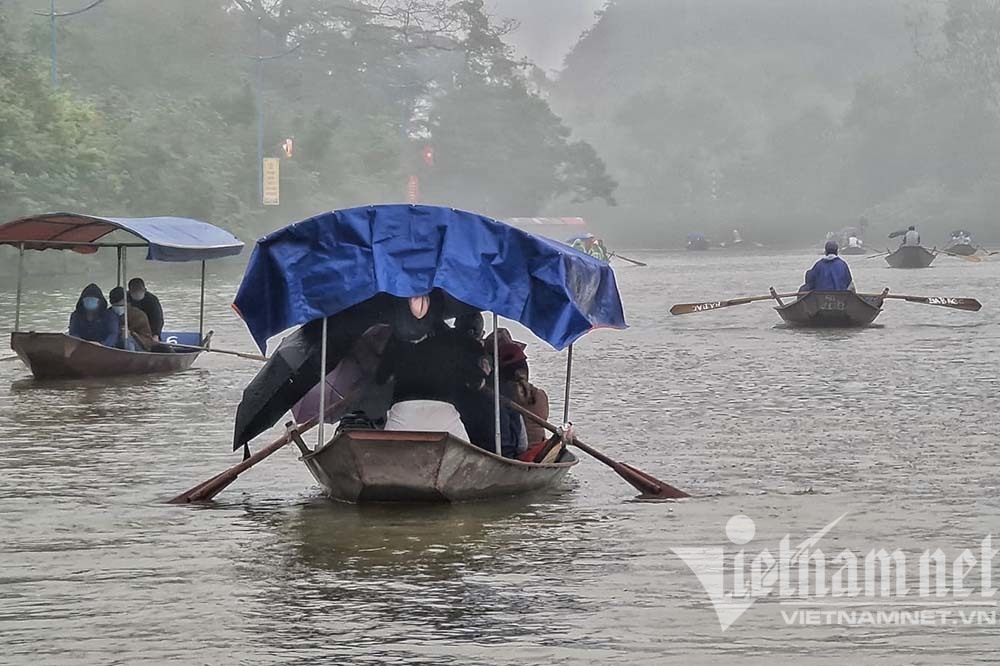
[0,212,244,262]
[234,204,627,352]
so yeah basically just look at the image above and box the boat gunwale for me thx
[11,331,204,359]
[304,428,579,470]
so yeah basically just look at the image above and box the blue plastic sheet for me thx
[234,205,627,351]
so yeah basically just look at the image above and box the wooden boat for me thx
[0,212,242,381]
[10,331,207,380]
[943,243,977,256]
[840,245,867,255]
[301,430,578,503]
[885,245,936,268]
[686,234,710,251]
[774,291,884,328]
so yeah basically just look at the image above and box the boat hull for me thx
[775,291,883,328]
[302,430,578,503]
[10,332,202,380]
[840,246,867,255]
[944,243,977,256]
[885,246,936,268]
[686,240,710,251]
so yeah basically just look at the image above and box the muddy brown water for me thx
[0,249,997,664]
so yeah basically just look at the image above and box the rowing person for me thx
[800,240,855,293]
[902,225,920,247]
[68,283,119,347]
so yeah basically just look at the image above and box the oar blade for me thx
[618,462,690,499]
[671,301,723,315]
[916,297,982,311]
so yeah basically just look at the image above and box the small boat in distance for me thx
[944,230,977,256]
[686,233,710,251]
[886,245,936,268]
[0,212,243,379]
[773,290,885,328]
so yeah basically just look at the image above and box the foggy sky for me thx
[489,0,605,72]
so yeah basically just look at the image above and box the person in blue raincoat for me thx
[801,240,855,292]
[68,283,119,347]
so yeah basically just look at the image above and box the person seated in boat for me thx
[801,240,855,293]
[376,295,484,442]
[951,230,972,246]
[109,286,156,351]
[68,283,119,347]
[901,225,920,247]
[127,278,164,341]
[847,235,863,249]
[498,345,549,447]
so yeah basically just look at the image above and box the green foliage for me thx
[0,0,615,242]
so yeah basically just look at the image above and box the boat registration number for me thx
[818,296,846,311]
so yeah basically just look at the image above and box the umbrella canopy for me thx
[0,212,243,262]
[231,204,627,449]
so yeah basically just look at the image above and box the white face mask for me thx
[112,305,125,316]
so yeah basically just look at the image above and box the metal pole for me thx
[255,16,264,206]
[563,344,573,424]
[116,246,122,286]
[198,260,206,341]
[50,0,57,89]
[492,313,501,456]
[318,316,328,450]
[14,244,24,332]
[121,247,128,349]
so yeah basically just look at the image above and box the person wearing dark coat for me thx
[802,240,855,292]
[127,278,164,339]
[109,286,156,351]
[68,284,119,347]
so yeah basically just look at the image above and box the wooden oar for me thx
[0,354,20,362]
[610,252,648,267]
[670,292,800,315]
[864,249,891,260]
[870,293,982,311]
[939,249,983,263]
[168,418,318,503]
[495,393,689,499]
[166,343,267,362]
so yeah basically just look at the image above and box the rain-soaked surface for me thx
[1,249,998,664]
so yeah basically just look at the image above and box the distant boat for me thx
[886,245,936,268]
[566,233,611,262]
[686,233,710,251]
[944,230,977,256]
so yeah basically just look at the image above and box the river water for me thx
[0,249,997,665]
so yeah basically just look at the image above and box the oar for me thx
[670,292,801,315]
[495,392,689,499]
[610,252,648,267]
[869,293,982,311]
[166,343,267,362]
[168,418,318,503]
[938,249,983,263]
[0,354,20,362]
[864,249,891,260]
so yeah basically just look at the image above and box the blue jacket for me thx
[68,283,120,347]
[804,255,854,291]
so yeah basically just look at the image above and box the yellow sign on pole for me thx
[262,158,280,206]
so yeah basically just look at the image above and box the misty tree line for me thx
[0,0,615,239]
[555,0,1000,245]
